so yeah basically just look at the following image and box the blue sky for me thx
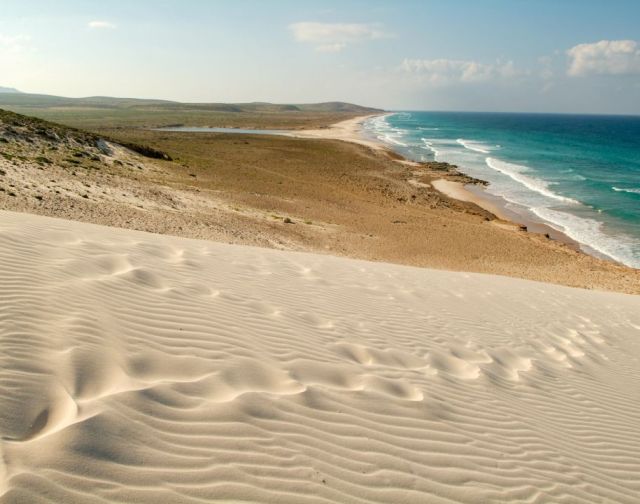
[1,0,639,113]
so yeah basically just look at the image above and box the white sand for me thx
[1,209,640,503]
[431,179,512,221]
[292,114,387,150]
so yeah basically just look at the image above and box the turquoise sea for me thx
[364,112,640,268]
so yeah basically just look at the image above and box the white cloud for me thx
[289,22,389,52]
[316,43,346,53]
[88,20,117,30]
[400,58,520,85]
[567,40,640,76]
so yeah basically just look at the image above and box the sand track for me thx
[1,210,640,503]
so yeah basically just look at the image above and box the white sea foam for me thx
[557,169,587,182]
[366,115,409,147]
[613,186,640,194]
[485,158,580,205]
[421,139,440,156]
[456,138,495,154]
[380,134,408,147]
[531,207,640,268]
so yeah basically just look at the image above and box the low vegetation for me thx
[0,93,382,130]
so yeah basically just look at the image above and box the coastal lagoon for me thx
[156,126,295,136]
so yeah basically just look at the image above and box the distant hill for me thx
[0,92,382,114]
[0,87,22,94]
[0,92,383,130]
[0,93,172,108]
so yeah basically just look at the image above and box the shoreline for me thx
[310,112,623,266]
[152,111,626,266]
[3,108,639,293]
[433,180,588,255]
[290,113,393,150]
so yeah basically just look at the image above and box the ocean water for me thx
[364,112,640,268]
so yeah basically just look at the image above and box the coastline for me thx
[433,180,587,254]
[311,112,619,265]
[3,109,639,293]
[290,113,393,150]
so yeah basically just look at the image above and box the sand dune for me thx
[1,210,640,503]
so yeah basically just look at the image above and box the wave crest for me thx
[485,157,580,205]
[532,207,640,268]
[613,186,640,194]
[456,138,494,154]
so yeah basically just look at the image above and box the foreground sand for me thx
[1,210,640,503]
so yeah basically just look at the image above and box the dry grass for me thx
[0,95,380,130]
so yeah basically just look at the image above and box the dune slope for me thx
[1,210,639,503]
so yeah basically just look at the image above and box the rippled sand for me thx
[1,210,639,503]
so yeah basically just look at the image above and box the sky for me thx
[1,0,639,114]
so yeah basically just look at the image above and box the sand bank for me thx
[292,113,389,150]
[431,179,511,220]
[1,209,639,503]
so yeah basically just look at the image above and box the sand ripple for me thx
[1,211,640,503]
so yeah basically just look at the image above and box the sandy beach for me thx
[295,114,521,222]
[296,113,620,260]
[1,209,639,503]
[3,1,640,501]
[291,113,392,151]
